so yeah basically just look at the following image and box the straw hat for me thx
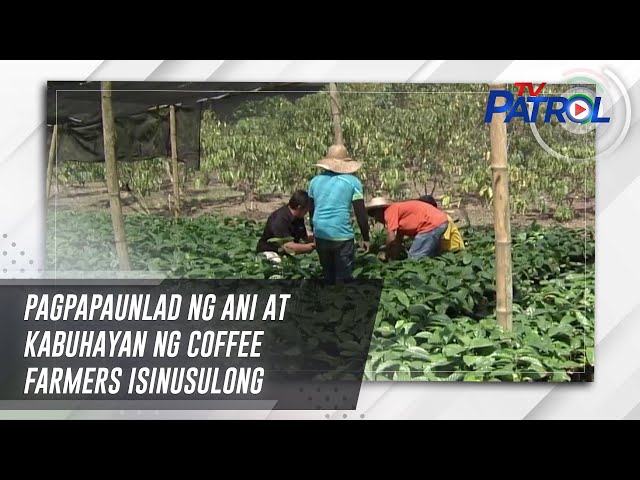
[315,144,362,174]
[365,196,393,211]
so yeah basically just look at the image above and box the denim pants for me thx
[408,222,448,259]
[315,238,355,285]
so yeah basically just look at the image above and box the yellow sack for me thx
[441,215,465,253]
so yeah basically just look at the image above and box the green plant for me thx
[47,211,595,382]
[553,206,574,222]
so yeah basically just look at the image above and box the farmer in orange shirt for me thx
[366,197,449,260]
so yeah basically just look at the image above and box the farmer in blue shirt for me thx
[308,144,370,284]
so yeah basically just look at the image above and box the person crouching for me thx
[256,190,316,263]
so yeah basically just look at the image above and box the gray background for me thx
[0,60,631,419]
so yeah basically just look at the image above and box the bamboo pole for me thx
[169,105,180,217]
[329,82,343,145]
[46,124,58,199]
[488,83,513,331]
[101,81,131,271]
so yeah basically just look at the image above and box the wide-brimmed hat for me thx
[365,196,393,211]
[315,144,362,174]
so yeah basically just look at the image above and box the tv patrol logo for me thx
[483,68,630,161]
[485,82,610,126]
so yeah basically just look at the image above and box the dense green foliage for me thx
[54,83,595,219]
[47,211,594,382]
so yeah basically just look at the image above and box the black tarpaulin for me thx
[47,81,327,169]
[47,81,327,124]
[47,106,203,169]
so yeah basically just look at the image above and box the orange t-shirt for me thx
[383,200,448,237]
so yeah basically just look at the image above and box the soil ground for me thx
[49,179,595,229]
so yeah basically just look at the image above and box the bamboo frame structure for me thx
[329,82,343,145]
[169,105,180,218]
[101,81,131,271]
[46,124,58,199]
[488,83,513,331]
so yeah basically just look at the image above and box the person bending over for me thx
[366,197,448,260]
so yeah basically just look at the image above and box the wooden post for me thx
[488,83,513,331]
[46,124,58,199]
[169,105,180,217]
[101,81,131,271]
[329,82,343,145]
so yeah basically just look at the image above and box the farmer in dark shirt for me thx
[256,190,315,263]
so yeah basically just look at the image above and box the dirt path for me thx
[49,180,595,229]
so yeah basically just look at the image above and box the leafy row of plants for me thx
[47,211,594,382]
